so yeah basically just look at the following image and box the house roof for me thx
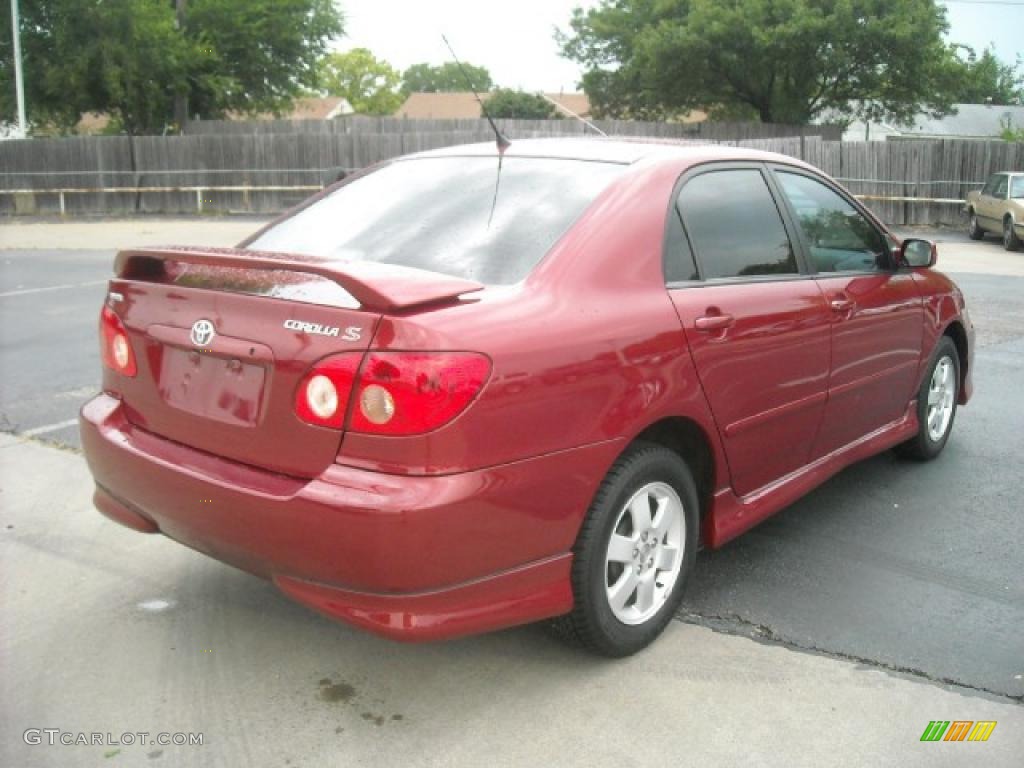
[903,104,1024,138]
[239,97,353,121]
[394,92,592,120]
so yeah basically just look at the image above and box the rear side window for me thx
[776,171,887,273]
[1013,176,1024,199]
[664,209,699,282]
[677,169,797,279]
[247,157,625,285]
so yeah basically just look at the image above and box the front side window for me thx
[246,156,625,285]
[776,171,888,273]
[676,169,797,279]
[981,174,1000,196]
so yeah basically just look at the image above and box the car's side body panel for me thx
[670,282,832,497]
[810,272,924,457]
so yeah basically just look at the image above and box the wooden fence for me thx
[1,128,1022,224]
[183,116,843,142]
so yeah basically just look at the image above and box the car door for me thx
[769,166,924,457]
[976,174,1006,232]
[666,165,832,497]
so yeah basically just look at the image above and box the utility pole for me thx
[173,0,188,132]
[10,0,28,137]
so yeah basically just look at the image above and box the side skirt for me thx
[705,402,919,548]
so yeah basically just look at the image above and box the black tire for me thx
[967,210,985,240]
[895,337,960,461]
[550,442,699,657]
[1004,217,1022,252]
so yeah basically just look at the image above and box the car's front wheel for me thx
[896,337,960,461]
[550,442,699,656]
[1004,217,1022,252]
[967,210,985,240]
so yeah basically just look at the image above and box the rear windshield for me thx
[245,156,626,285]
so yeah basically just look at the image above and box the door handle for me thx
[830,297,855,313]
[695,313,735,331]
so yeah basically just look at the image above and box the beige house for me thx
[394,92,592,119]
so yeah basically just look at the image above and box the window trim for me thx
[663,161,811,288]
[765,163,897,277]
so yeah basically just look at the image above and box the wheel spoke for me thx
[650,494,671,537]
[629,493,653,531]
[655,545,678,572]
[608,569,639,612]
[607,533,636,564]
[928,387,940,406]
[634,572,657,614]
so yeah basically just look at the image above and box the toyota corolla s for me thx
[80,139,974,656]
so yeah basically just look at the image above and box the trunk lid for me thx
[104,246,482,478]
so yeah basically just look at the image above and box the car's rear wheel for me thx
[896,337,959,461]
[1004,217,1022,251]
[967,210,985,240]
[550,442,699,656]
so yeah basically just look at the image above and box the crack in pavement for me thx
[676,610,1023,704]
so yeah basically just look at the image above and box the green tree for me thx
[998,116,1024,142]
[485,89,558,119]
[952,47,1024,106]
[401,62,494,93]
[558,0,965,124]
[0,0,343,135]
[317,49,403,115]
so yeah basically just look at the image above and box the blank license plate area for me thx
[159,347,266,427]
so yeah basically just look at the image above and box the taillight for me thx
[100,305,137,377]
[294,353,361,428]
[350,352,491,435]
[294,351,490,434]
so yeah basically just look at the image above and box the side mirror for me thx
[899,238,937,269]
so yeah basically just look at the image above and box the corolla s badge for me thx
[190,319,216,347]
[283,319,361,341]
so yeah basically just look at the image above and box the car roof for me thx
[402,137,814,170]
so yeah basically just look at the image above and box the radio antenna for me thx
[442,34,510,153]
[538,92,607,136]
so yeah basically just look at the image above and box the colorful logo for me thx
[920,721,997,742]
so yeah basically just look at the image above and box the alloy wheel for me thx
[926,355,956,442]
[604,482,685,625]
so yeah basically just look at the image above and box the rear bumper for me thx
[80,394,619,640]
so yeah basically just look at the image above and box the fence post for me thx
[58,191,65,216]
[196,188,203,213]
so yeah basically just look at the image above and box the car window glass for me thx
[776,171,888,273]
[664,208,699,282]
[1012,177,1024,199]
[247,157,625,285]
[993,175,1009,199]
[676,169,797,279]
[981,175,999,196]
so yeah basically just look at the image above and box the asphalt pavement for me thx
[1,218,1022,766]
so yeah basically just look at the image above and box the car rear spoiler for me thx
[113,246,484,313]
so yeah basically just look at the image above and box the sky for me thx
[336,0,1024,93]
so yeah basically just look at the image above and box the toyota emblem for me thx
[190,319,216,347]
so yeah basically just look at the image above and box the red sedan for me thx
[80,139,974,656]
